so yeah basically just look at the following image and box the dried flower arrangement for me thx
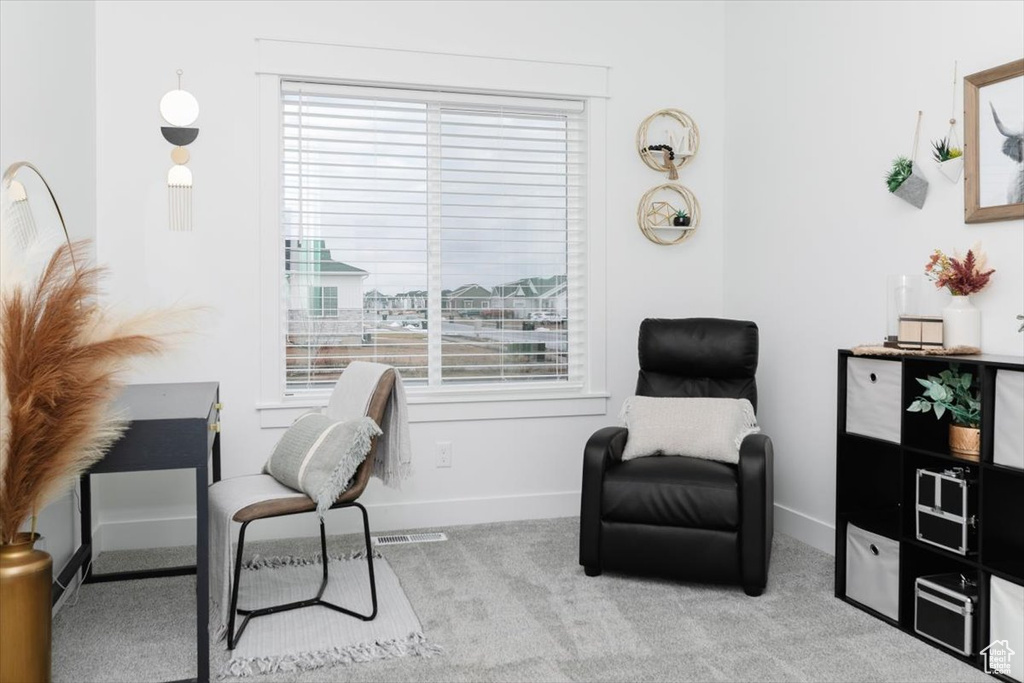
[924,243,996,297]
[0,240,176,542]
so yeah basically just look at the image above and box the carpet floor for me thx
[51,517,989,682]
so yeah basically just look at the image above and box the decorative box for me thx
[845,523,900,620]
[846,358,902,443]
[989,576,1024,682]
[916,467,977,555]
[897,315,943,349]
[994,370,1024,471]
[915,573,978,656]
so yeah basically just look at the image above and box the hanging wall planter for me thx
[886,111,930,209]
[934,140,964,183]
[934,62,965,184]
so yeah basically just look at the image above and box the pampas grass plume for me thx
[0,239,178,543]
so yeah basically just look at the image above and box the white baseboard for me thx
[91,493,836,558]
[92,491,581,551]
[774,502,834,555]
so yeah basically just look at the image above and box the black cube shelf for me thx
[835,349,1024,681]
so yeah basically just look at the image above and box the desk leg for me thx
[195,465,210,683]
[212,432,221,483]
[80,474,93,582]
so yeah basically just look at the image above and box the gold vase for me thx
[0,533,52,683]
[949,424,981,461]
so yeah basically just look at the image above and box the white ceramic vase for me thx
[942,295,981,349]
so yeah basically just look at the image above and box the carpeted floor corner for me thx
[52,517,989,682]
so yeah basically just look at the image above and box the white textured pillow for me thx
[264,413,382,515]
[619,397,760,464]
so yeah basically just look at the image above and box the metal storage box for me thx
[846,523,900,620]
[994,370,1024,471]
[915,574,977,656]
[916,468,976,555]
[846,358,902,443]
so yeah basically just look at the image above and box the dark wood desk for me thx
[54,382,221,683]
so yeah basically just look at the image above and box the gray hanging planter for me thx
[886,154,929,210]
[893,163,929,209]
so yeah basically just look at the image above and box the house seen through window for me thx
[282,82,585,394]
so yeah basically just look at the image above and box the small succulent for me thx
[932,137,964,163]
[886,156,914,193]
[675,209,689,219]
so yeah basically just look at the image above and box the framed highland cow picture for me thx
[964,58,1024,223]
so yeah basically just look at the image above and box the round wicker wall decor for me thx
[636,109,700,178]
[636,183,701,246]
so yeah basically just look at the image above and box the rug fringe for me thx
[219,631,442,678]
[242,549,382,571]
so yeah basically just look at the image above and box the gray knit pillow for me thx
[264,413,382,515]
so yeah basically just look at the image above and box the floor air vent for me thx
[372,532,448,546]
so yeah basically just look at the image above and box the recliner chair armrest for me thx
[738,432,774,595]
[579,426,628,571]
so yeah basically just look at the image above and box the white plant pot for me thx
[936,157,963,183]
[942,295,981,349]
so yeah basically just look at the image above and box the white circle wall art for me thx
[159,89,200,127]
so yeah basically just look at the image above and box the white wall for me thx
[724,1,1024,552]
[91,1,728,547]
[0,1,97,574]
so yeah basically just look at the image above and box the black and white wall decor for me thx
[160,70,199,231]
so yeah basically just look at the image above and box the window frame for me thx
[256,41,609,423]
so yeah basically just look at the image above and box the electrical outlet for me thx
[436,441,453,468]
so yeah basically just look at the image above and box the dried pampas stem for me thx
[0,241,171,543]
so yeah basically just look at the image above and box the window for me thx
[280,81,586,396]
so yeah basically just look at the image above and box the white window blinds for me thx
[281,81,586,395]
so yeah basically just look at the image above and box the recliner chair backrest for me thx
[636,318,759,411]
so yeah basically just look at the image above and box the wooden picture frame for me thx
[964,58,1024,224]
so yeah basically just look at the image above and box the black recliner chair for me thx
[579,318,774,595]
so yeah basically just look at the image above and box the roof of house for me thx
[449,284,492,298]
[318,247,367,274]
[491,275,566,298]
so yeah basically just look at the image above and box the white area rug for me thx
[222,553,441,677]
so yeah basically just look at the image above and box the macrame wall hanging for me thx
[934,62,964,183]
[159,70,199,231]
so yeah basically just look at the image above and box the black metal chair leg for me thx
[226,521,250,651]
[316,519,329,601]
[357,502,378,620]
[226,503,379,651]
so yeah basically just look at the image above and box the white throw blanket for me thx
[209,363,413,642]
[326,361,412,488]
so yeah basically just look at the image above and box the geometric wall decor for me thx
[160,70,199,231]
[636,183,701,246]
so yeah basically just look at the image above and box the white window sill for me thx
[256,389,609,428]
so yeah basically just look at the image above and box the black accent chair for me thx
[579,318,773,595]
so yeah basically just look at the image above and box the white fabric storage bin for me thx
[846,523,900,620]
[989,576,1024,682]
[994,370,1024,470]
[846,358,902,443]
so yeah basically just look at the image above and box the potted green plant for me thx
[672,209,691,227]
[932,137,963,183]
[886,155,929,209]
[907,364,981,460]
